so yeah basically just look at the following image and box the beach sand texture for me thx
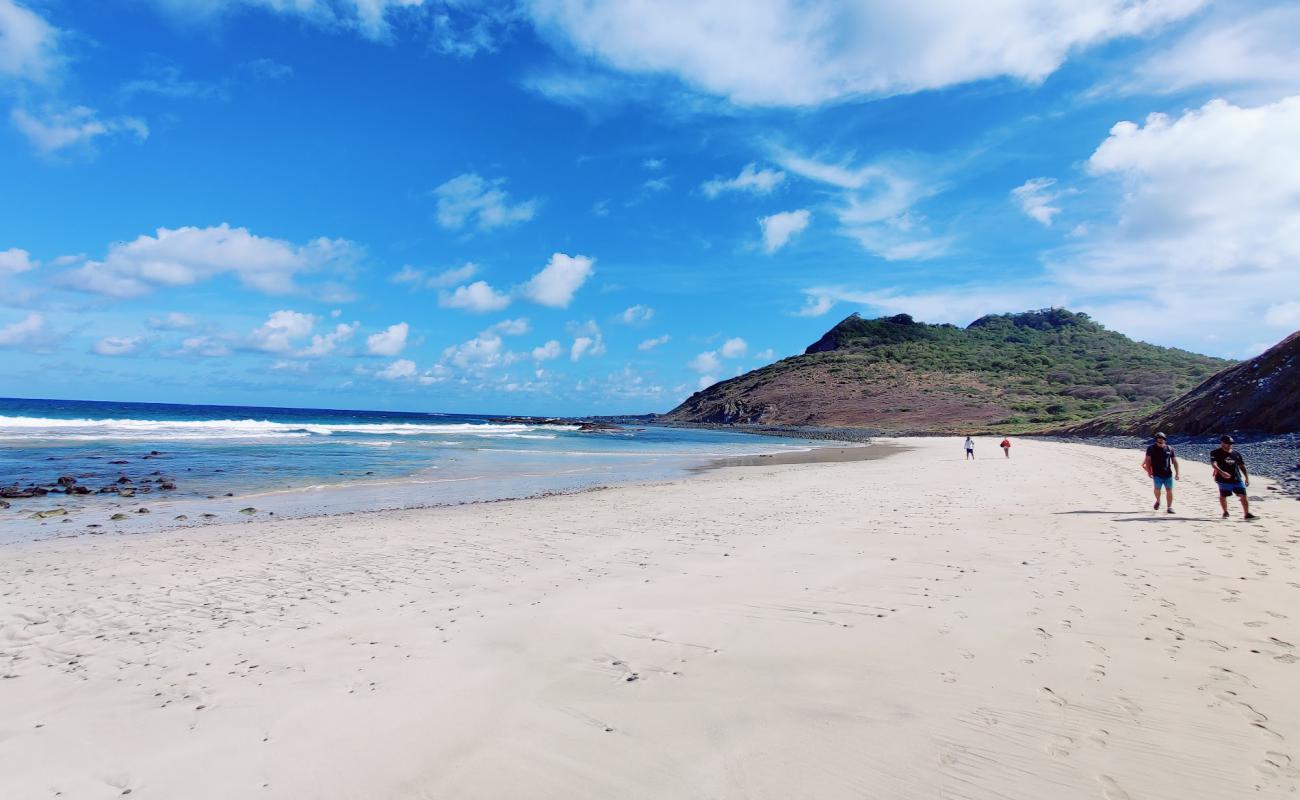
[2,437,1298,799]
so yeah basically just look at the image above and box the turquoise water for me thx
[0,398,827,539]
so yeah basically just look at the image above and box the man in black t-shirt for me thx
[1141,432,1180,513]
[1210,435,1257,520]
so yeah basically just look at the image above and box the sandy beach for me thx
[2,436,1298,799]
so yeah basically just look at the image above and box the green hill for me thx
[664,309,1232,432]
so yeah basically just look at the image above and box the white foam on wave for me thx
[0,415,575,442]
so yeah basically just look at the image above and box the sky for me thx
[2,0,1298,415]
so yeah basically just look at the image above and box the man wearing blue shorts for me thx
[1142,432,1179,513]
[1211,435,1258,520]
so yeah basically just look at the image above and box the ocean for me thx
[0,397,826,541]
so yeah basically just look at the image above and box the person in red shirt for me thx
[1000,437,1011,458]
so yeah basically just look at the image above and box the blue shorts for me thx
[1152,475,1174,491]
[1217,481,1246,497]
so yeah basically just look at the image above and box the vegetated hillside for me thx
[1063,330,1300,436]
[664,309,1232,433]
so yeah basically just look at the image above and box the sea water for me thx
[0,398,827,541]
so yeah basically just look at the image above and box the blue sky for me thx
[2,0,1298,414]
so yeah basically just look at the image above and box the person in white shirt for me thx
[964,436,975,460]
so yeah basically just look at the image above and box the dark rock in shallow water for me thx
[69,486,90,495]
[136,507,150,514]
[159,482,176,490]
[0,500,9,509]
[109,460,129,465]
[56,475,77,487]
[110,513,129,521]
[116,476,132,484]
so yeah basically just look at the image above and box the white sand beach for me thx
[2,437,1298,799]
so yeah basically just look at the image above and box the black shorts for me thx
[1217,481,1246,497]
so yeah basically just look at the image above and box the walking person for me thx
[1142,432,1179,513]
[1000,437,1011,458]
[964,436,975,460]
[1211,435,1258,520]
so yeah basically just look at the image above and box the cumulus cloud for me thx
[489,317,530,335]
[0,0,62,83]
[701,163,785,197]
[526,0,1202,107]
[0,247,37,275]
[366,321,409,356]
[376,358,417,381]
[570,334,606,361]
[62,223,359,298]
[1012,177,1064,226]
[439,280,511,312]
[688,350,722,374]
[720,337,748,358]
[637,334,670,351]
[1055,96,1300,346]
[520,252,594,308]
[531,339,562,360]
[617,304,654,324]
[10,105,148,156]
[92,335,143,356]
[759,209,811,253]
[177,335,231,358]
[249,310,316,354]
[433,173,537,231]
[443,330,507,370]
[301,321,359,356]
[0,312,44,347]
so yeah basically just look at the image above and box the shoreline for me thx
[3,437,1297,798]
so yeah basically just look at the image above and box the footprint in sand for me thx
[1098,774,1131,799]
[1268,637,1294,649]
[1087,728,1111,748]
[1214,691,1268,724]
[1045,734,1076,757]
[1114,696,1143,718]
[1039,687,1067,707]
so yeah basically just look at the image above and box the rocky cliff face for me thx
[663,309,1230,432]
[1066,331,1300,435]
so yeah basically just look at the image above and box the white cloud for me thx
[0,247,36,275]
[439,280,511,312]
[0,312,44,347]
[759,209,810,253]
[63,223,359,298]
[147,311,197,330]
[701,163,785,197]
[754,348,776,360]
[433,173,537,231]
[689,350,722,374]
[249,310,316,354]
[696,374,716,390]
[376,358,417,381]
[443,331,506,371]
[366,321,409,356]
[301,321,359,356]
[570,334,606,361]
[489,317,531,335]
[0,0,61,83]
[643,176,670,192]
[178,335,230,358]
[775,150,951,260]
[1124,4,1300,101]
[526,0,1202,107]
[532,339,562,360]
[520,252,594,308]
[92,336,143,356]
[1056,96,1300,346]
[795,293,836,317]
[618,304,654,324]
[1264,301,1300,329]
[720,337,748,358]
[637,334,670,351]
[10,105,148,155]
[1011,177,1063,226]
[392,262,481,289]
[642,157,665,170]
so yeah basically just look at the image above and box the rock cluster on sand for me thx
[2,471,180,506]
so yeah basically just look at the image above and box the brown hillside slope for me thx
[1064,331,1300,435]
[664,310,1229,433]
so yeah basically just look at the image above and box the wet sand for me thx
[1,436,1298,799]
[697,441,907,470]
